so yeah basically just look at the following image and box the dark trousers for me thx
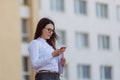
[35,73,60,80]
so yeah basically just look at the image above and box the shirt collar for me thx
[37,37,46,42]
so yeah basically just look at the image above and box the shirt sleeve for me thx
[28,40,53,69]
[58,54,63,74]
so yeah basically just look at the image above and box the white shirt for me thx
[28,37,62,73]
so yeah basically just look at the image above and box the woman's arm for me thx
[28,40,53,69]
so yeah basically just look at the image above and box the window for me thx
[22,56,30,80]
[21,19,30,42]
[56,30,66,46]
[96,3,108,18]
[118,38,120,50]
[77,65,91,80]
[117,6,120,21]
[74,0,87,15]
[20,0,29,5]
[51,0,64,11]
[76,33,89,48]
[100,66,112,80]
[98,35,110,50]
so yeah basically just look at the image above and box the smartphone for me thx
[60,47,66,49]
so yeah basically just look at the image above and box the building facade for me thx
[0,0,38,80]
[38,0,120,80]
[1,0,120,80]
[0,0,22,80]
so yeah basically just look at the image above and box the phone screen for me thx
[60,47,66,49]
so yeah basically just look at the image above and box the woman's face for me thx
[41,23,54,39]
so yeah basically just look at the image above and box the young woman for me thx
[28,18,66,80]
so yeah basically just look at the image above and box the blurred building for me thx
[0,0,38,80]
[0,0,22,80]
[1,0,120,80]
[19,0,39,80]
[39,0,120,80]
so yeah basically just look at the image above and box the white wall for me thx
[38,0,120,80]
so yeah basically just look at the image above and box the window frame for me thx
[98,35,110,50]
[77,64,91,80]
[74,0,87,15]
[117,5,120,21]
[76,32,89,48]
[100,66,112,80]
[21,18,30,43]
[50,0,64,12]
[96,3,108,19]
[56,30,66,46]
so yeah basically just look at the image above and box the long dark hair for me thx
[34,18,57,49]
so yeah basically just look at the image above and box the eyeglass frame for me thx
[44,28,54,33]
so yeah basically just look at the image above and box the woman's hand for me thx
[52,48,66,57]
[60,57,66,66]
[52,49,61,57]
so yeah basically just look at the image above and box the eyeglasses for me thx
[44,28,54,33]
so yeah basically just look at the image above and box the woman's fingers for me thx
[60,57,66,66]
